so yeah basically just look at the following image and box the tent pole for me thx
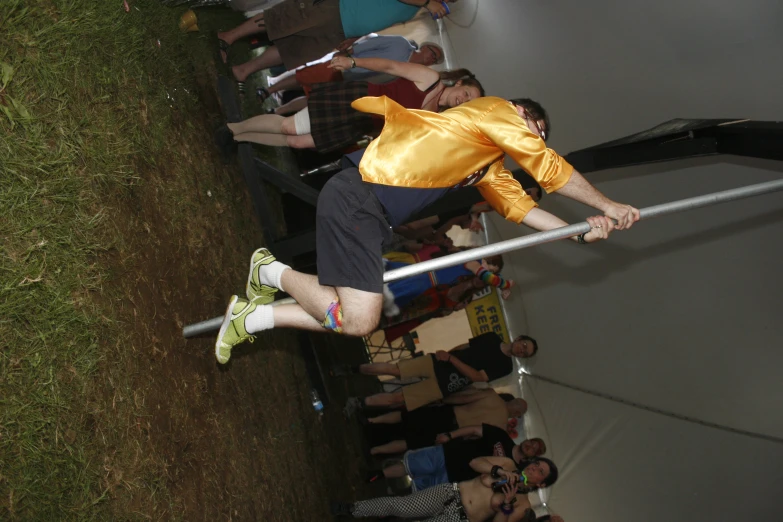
[183,297,296,338]
[383,178,783,282]
[183,178,783,338]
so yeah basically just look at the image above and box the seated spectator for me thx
[215,0,455,92]
[383,255,514,318]
[378,276,484,342]
[214,58,483,154]
[379,277,486,343]
[262,36,444,115]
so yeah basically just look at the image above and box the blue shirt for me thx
[344,149,451,227]
[342,35,417,83]
[339,0,420,38]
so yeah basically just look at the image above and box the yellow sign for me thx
[464,287,510,342]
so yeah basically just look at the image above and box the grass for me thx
[1,0,384,518]
[0,1,252,518]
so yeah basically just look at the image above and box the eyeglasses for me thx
[523,109,547,141]
[425,46,440,64]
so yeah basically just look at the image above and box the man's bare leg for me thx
[368,411,403,424]
[214,263,383,363]
[270,303,325,331]
[371,440,408,456]
[231,46,283,84]
[218,14,265,47]
[274,269,382,336]
[274,97,308,116]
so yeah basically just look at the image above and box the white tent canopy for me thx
[440,0,783,520]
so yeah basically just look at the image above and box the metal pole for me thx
[382,178,783,282]
[183,297,297,338]
[183,179,783,337]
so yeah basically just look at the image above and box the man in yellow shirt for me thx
[214,96,640,364]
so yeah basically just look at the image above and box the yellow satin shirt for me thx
[351,95,574,223]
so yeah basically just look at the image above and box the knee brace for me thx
[321,297,344,333]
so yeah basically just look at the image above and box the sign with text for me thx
[464,287,510,342]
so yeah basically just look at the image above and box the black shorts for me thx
[265,0,345,69]
[316,168,392,293]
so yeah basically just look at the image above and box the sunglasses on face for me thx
[524,109,547,140]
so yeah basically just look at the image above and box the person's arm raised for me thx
[555,169,640,230]
[521,208,617,243]
[475,102,640,230]
[435,424,483,444]
[398,0,450,18]
[329,55,439,91]
[436,351,488,382]
[470,456,519,476]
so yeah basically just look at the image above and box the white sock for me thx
[382,284,400,318]
[257,260,290,293]
[244,304,275,333]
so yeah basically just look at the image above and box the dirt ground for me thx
[90,63,388,521]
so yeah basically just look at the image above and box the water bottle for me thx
[310,388,324,415]
[430,1,450,20]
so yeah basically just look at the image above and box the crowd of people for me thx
[208,1,641,520]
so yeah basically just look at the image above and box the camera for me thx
[491,478,510,493]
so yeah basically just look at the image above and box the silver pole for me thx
[383,178,783,282]
[183,297,297,338]
[183,179,783,337]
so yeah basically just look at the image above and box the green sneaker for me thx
[215,295,256,364]
[246,248,279,305]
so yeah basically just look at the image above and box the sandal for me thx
[216,34,231,64]
[256,87,270,103]
[229,67,246,96]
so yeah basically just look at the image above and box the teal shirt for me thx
[339,0,420,38]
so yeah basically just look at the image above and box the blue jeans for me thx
[403,445,449,491]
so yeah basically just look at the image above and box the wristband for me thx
[500,503,514,515]
[490,465,502,479]
[349,57,356,69]
[576,232,588,244]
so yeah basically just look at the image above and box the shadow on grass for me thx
[0,2,384,520]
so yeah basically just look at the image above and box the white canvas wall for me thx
[440,1,783,520]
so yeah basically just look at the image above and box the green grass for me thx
[0,1,248,518]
